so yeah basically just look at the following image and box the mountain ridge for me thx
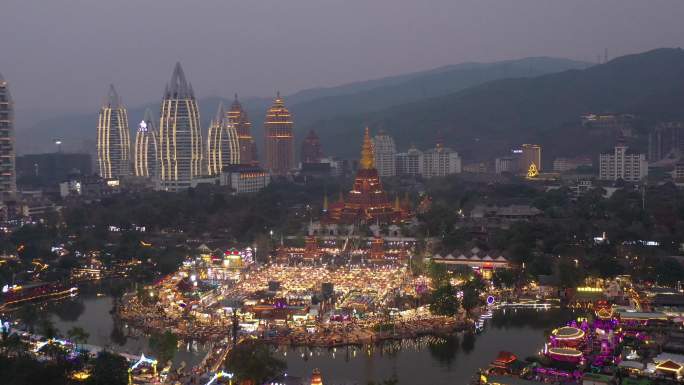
[16,56,590,155]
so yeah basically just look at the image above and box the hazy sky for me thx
[2,0,684,127]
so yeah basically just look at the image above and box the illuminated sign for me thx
[138,120,148,132]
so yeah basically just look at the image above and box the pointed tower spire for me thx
[106,84,121,107]
[360,127,375,170]
[323,194,329,212]
[167,62,193,98]
[214,100,225,124]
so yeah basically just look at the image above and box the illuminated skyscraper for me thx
[97,85,131,179]
[207,101,240,175]
[264,92,294,175]
[158,62,202,191]
[0,72,16,199]
[134,108,158,178]
[301,129,323,164]
[227,94,257,165]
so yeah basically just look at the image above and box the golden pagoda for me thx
[326,128,410,224]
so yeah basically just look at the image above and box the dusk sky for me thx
[2,0,684,127]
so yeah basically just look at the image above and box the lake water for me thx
[47,287,209,366]
[42,288,573,384]
[280,308,574,385]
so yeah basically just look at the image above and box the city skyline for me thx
[2,0,684,131]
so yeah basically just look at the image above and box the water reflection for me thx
[283,308,576,385]
[38,287,576,383]
[427,335,459,367]
[52,299,85,322]
[44,288,208,366]
[461,332,475,354]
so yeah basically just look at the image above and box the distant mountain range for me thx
[303,48,684,162]
[16,56,589,156]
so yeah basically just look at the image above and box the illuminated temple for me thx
[326,128,411,224]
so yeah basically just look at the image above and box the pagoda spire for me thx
[360,127,375,170]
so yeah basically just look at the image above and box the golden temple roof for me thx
[360,127,375,170]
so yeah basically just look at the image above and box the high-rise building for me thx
[207,101,240,175]
[301,129,323,164]
[495,156,519,174]
[97,85,130,179]
[396,146,423,176]
[134,108,159,178]
[0,72,16,199]
[648,122,684,162]
[372,130,396,177]
[599,143,648,182]
[227,94,257,165]
[158,63,203,191]
[520,144,542,173]
[264,92,294,175]
[421,142,462,178]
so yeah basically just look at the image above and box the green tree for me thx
[556,258,584,289]
[654,257,684,286]
[429,283,460,317]
[461,287,481,315]
[0,333,28,356]
[38,317,58,340]
[224,342,286,384]
[427,260,450,287]
[16,304,38,333]
[88,351,128,385]
[67,326,90,350]
[492,269,517,289]
[148,330,178,365]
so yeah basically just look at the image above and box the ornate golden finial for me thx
[360,127,375,170]
[311,368,323,385]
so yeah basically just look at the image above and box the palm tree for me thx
[67,326,90,352]
[0,333,28,356]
